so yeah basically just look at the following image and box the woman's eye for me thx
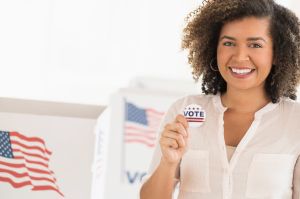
[223,41,234,46]
[249,43,262,48]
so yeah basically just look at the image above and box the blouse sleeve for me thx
[292,156,300,199]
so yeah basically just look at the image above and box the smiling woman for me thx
[217,17,274,95]
[140,0,300,199]
[182,0,300,104]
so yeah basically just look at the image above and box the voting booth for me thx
[92,88,181,199]
[91,77,201,199]
[0,98,102,199]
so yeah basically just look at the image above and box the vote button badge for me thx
[183,104,206,128]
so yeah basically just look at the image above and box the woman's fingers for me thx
[174,114,189,130]
[162,131,186,148]
[159,114,189,163]
[160,136,179,149]
[164,122,188,138]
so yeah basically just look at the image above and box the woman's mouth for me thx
[229,67,255,78]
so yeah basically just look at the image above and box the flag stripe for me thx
[1,171,61,195]
[147,108,164,116]
[28,167,54,175]
[11,140,51,156]
[0,164,56,182]
[0,168,56,184]
[125,125,156,134]
[1,157,54,176]
[0,160,54,175]
[0,176,32,188]
[125,133,156,141]
[13,149,50,161]
[12,144,50,160]
[1,166,58,189]
[0,168,31,178]
[33,186,64,197]
[30,176,56,185]
[10,132,52,154]
[14,156,49,168]
[13,151,49,165]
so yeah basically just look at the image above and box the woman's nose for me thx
[234,46,250,61]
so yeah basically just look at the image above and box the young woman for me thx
[140,0,300,198]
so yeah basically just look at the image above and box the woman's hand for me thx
[159,114,189,166]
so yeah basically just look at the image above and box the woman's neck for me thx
[220,88,271,114]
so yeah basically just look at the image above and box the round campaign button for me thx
[183,104,206,128]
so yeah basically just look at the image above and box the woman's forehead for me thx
[219,17,272,39]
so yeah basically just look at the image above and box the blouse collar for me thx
[212,93,280,118]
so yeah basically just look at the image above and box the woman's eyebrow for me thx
[247,37,267,43]
[220,35,267,43]
[219,35,235,40]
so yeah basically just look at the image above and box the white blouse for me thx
[144,94,300,199]
[226,145,236,162]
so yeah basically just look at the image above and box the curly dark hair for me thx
[182,0,300,103]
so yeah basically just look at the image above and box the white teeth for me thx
[231,68,253,74]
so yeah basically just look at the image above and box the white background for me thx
[0,0,298,105]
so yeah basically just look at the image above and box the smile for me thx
[229,67,255,78]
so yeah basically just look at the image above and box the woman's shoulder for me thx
[278,99,300,135]
[280,97,300,115]
[281,97,300,107]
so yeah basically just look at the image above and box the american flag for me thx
[0,131,64,197]
[124,102,164,148]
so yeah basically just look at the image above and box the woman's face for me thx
[217,17,273,93]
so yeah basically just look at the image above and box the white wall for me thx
[0,0,298,105]
[0,0,201,105]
